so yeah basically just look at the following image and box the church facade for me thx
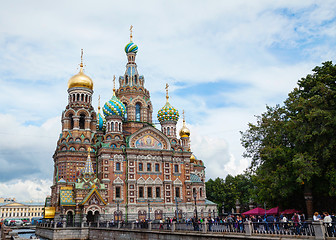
[50,29,217,222]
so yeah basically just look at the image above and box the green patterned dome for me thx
[157,101,179,123]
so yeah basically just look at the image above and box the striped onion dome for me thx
[125,42,138,54]
[102,93,126,118]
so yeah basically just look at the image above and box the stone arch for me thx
[76,109,90,117]
[64,109,76,118]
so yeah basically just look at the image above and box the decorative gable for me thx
[128,126,171,150]
[173,178,183,185]
[137,177,145,185]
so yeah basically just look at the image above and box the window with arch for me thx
[125,75,128,85]
[115,122,118,131]
[69,114,74,130]
[134,75,137,85]
[81,94,84,101]
[124,103,128,120]
[139,163,143,171]
[167,127,170,135]
[116,162,121,171]
[200,188,203,198]
[136,103,141,121]
[79,114,85,129]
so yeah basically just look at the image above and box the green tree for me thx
[206,174,253,214]
[241,61,336,213]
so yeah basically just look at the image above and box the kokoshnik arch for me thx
[49,27,217,223]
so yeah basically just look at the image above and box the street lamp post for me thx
[147,199,150,221]
[193,191,198,220]
[116,200,120,225]
[175,197,179,222]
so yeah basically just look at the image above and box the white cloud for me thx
[0,179,52,202]
[1,0,336,200]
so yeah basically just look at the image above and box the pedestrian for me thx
[323,212,332,236]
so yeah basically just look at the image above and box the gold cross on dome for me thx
[79,49,84,69]
[165,83,169,101]
[130,25,133,41]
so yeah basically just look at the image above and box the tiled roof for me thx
[190,173,202,183]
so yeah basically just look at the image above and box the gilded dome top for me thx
[179,111,190,138]
[68,68,94,90]
[68,49,93,90]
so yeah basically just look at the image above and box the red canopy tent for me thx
[242,207,266,216]
[281,209,300,214]
[266,207,279,215]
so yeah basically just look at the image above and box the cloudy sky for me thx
[1,0,336,202]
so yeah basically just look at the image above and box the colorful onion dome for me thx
[125,42,138,54]
[68,50,93,90]
[97,111,105,131]
[102,93,126,118]
[157,101,179,123]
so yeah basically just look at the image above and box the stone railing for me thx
[36,220,336,240]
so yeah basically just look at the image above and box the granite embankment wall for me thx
[36,227,317,240]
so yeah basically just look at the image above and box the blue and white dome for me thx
[125,42,138,54]
[103,94,126,118]
[97,110,105,131]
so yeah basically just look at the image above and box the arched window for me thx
[167,127,170,135]
[69,114,74,130]
[111,122,114,131]
[116,162,121,171]
[85,95,88,102]
[119,123,121,132]
[134,75,137,85]
[115,122,118,131]
[124,103,128,120]
[126,75,128,85]
[200,188,203,198]
[79,114,85,129]
[77,94,79,101]
[81,94,84,101]
[136,103,141,121]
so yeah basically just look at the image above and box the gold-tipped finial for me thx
[88,146,91,155]
[79,49,84,71]
[183,110,185,123]
[165,83,169,102]
[98,95,101,112]
[130,25,133,42]
[113,75,116,95]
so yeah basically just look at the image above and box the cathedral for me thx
[50,28,217,223]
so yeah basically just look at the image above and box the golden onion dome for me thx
[68,49,93,90]
[68,67,93,90]
[190,154,196,161]
[179,110,190,137]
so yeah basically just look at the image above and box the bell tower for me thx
[51,50,97,210]
[116,26,153,135]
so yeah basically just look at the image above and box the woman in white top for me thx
[313,212,321,221]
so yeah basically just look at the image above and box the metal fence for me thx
[251,221,315,236]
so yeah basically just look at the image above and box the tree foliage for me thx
[206,174,253,213]
[241,61,336,211]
